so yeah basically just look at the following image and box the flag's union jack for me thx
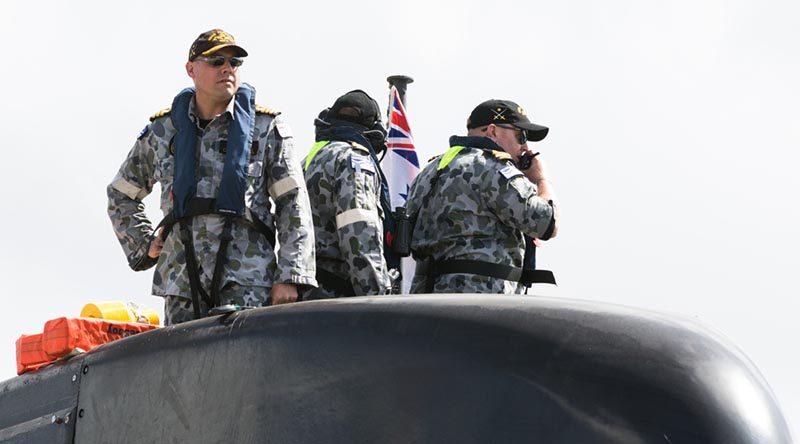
[383,87,420,209]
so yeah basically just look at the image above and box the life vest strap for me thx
[178,221,211,318]
[209,217,235,308]
[416,258,556,293]
[157,198,275,244]
[158,198,276,318]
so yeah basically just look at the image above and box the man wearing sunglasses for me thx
[406,99,560,294]
[108,29,317,324]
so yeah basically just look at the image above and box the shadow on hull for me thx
[0,295,794,443]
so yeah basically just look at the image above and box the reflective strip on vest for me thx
[304,140,330,171]
[438,146,465,171]
[269,177,300,200]
[336,208,380,230]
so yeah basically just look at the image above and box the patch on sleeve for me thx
[275,122,293,138]
[137,124,150,140]
[111,177,147,200]
[350,154,376,174]
[499,164,524,181]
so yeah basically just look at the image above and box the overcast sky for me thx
[2,0,798,437]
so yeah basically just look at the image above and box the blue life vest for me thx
[171,83,257,218]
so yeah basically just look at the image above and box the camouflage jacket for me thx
[107,95,317,298]
[302,140,391,298]
[406,136,554,294]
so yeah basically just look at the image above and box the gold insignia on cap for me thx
[255,104,280,116]
[517,106,527,116]
[491,107,507,120]
[207,30,235,43]
[491,150,512,160]
[149,107,172,121]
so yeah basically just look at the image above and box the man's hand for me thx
[523,154,548,183]
[270,283,299,305]
[147,229,165,259]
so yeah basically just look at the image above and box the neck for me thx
[193,92,231,120]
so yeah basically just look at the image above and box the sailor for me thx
[301,91,396,298]
[406,99,560,294]
[107,29,317,324]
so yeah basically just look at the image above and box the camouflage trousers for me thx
[163,283,270,325]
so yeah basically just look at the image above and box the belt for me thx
[416,258,556,293]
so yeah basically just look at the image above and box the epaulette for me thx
[490,150,512,161]
[255,104,280,116]
[149,107,171,122]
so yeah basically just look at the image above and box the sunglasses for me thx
[495,125,528,144]
[195,55,244,68]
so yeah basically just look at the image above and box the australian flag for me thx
[382,86,420,293]
[383,86,420,209]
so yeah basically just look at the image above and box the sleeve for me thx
[482,160,555,240]
[266,117,318,286]
[333,149,392,296]
[106,127,158,271]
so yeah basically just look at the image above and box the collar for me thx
[449,135,504,151]
[319,126,376,154]
[187,94,236,126]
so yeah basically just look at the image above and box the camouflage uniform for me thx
[407,136,554,294]
[108,96,317,322]
[302,140,391,299]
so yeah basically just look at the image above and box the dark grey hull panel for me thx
[1,295,793,443]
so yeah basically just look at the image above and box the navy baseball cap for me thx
[188,29,248,61]
[467,99,549,142]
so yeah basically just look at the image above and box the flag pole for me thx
[385,75,416,294]
[386,75,414,111]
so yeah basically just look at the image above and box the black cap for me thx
[188,29,248,61]
[467,99,549,142]
[329,90,381,128]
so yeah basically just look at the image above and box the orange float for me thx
[15,302,160,374]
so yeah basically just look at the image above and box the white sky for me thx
[2,0,798,437]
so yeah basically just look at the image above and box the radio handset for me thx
[516,151,539,171]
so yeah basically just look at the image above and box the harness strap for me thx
[316,268,356,297]
[179,221,212,318]
[158,198,276,317]
[209,216,235,308]
[417,258,556,293]
[157,198,275,243]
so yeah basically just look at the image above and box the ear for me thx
[486,124,498,140]
[185,61,195,79]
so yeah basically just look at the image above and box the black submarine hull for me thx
[0,295,794,443]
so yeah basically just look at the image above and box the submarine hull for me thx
[1,295,794,443]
